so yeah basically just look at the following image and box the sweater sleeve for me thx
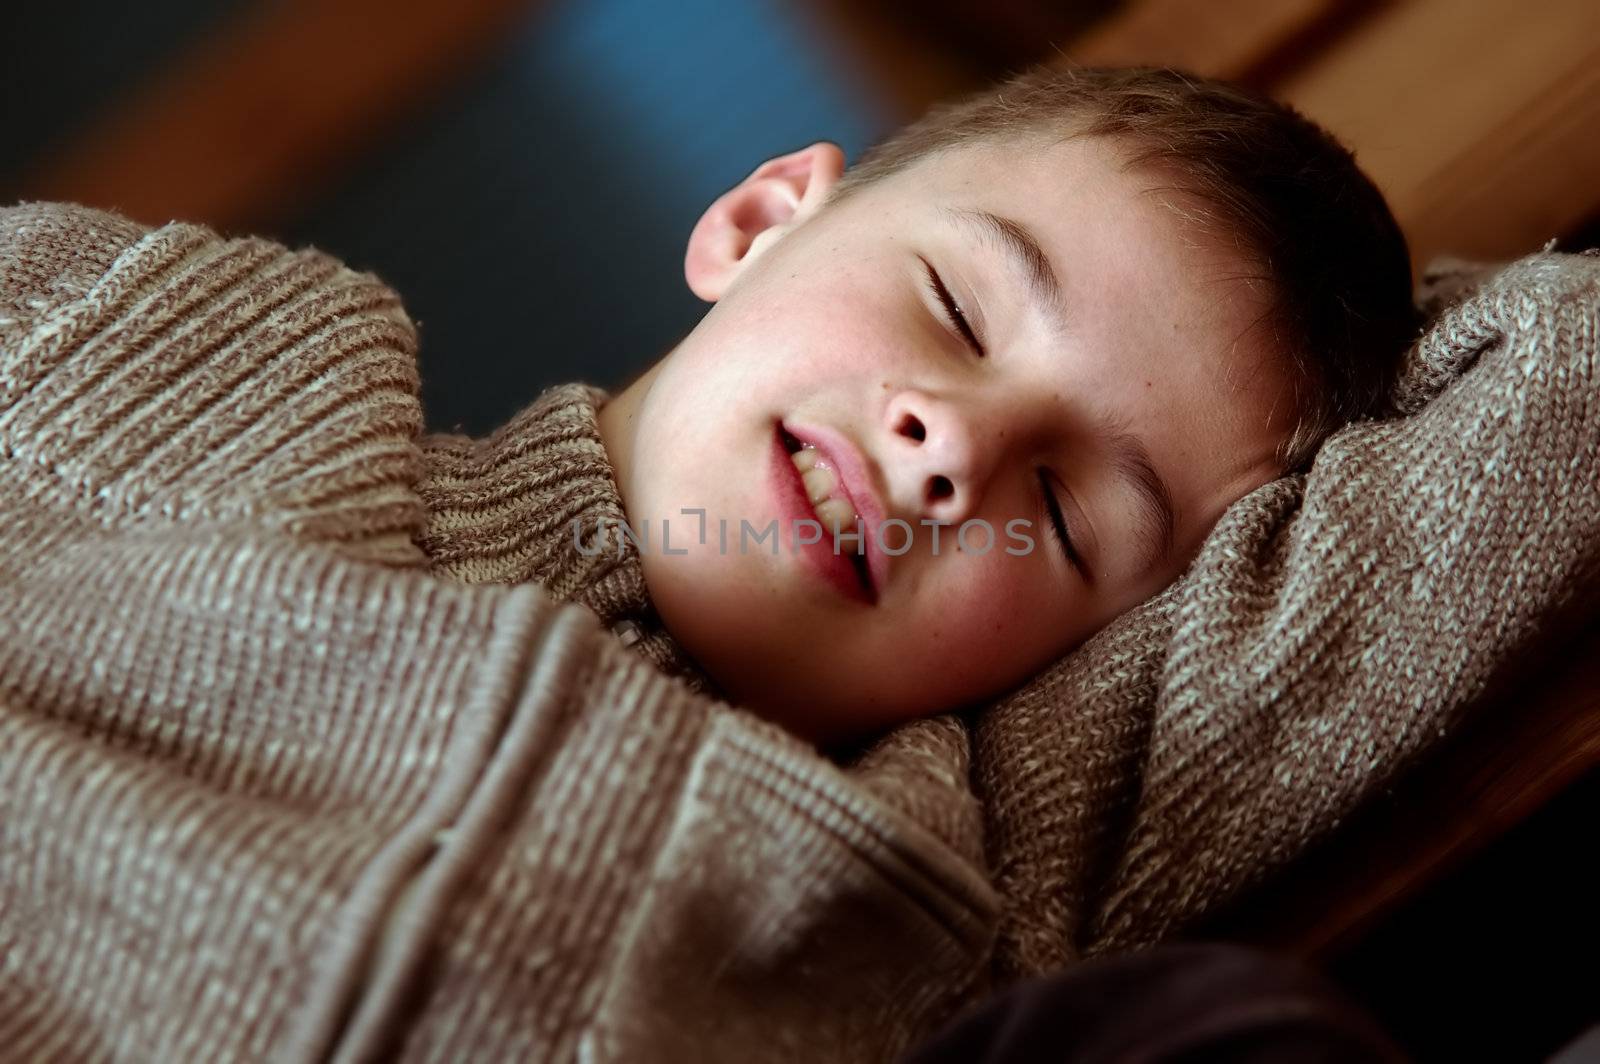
[1,201,428,567]
[0,202,998,1063]
[0,519,995,1063]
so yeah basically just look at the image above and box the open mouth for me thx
[843,530,873,596]
[778,423,876,599]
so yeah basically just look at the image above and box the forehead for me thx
[908,134,1258,330]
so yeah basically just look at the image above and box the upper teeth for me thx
[791,446,858,532]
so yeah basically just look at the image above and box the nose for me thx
[883,387,1000,525]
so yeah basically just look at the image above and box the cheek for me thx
[739,259,910,377]
[968,553,1066,650]
[895,547,1076,697]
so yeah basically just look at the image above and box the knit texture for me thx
[0,202,996,1063]
[967,241,1600,978]
[412,381,720,690]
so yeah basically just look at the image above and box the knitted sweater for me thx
[0,203,994,1063]
[411,380,719,691]
[4,202,1599,1060]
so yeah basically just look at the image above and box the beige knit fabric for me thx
[970,241,1600,978]
[0,202,996,1063]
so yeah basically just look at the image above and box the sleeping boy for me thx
[0,60,1428,1059]
[492,63,1418,750]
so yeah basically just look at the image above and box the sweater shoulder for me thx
[0,201,151,317]
[0,201,428,566]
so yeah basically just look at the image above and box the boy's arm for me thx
[1088,249,1600,953]
[0,515,995,1062]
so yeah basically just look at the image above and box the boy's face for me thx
[600,133,1295,749]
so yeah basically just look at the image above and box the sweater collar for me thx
[414,381,718,696]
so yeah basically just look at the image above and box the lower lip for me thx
[769,424,876,605]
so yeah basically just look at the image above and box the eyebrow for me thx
[1092,403,1177,579]
[941,206,1068,330]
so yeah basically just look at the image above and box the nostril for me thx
[929,475,954,501]
[897,412,927,442]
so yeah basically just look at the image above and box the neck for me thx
[596,355,665,526]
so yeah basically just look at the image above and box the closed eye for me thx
[920,258,986,357]
[1038,470,1087,577]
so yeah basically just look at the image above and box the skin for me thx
[598,133,1297,750]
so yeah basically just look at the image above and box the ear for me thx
[684,141,846,302]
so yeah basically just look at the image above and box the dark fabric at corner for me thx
[900,943,1409,1064]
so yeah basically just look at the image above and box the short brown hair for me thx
[830,64,1421,473]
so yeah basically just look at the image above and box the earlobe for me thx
[684,141,847,302]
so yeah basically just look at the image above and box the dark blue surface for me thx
[279,0,893,433]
